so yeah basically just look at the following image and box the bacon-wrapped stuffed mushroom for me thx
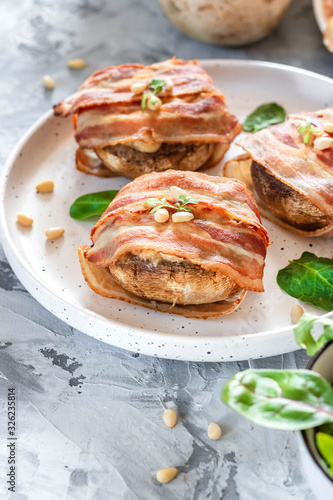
[54,57,241,179]
[78,170,269,319]
[224,107,333,238]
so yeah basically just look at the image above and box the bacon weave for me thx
[54,57,241,151]
[78,170,269,318]
[237,107,333,237]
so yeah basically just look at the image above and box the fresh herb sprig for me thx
[297,120,321,144]
[141,78,166,110]
[69,191,200,220]
[148,78,166,94]
[145,194,200,213]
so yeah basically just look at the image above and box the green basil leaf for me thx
[316,432,333,477]
[69,190,118,220]
[222,369,333,430]
[242,103,287,132]
[294,313,333,356]
[277,252,333,311]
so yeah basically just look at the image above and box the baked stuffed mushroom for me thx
[54,57,241,179]
[224,108,333,237]
[78,170,269,319]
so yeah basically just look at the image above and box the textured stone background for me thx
[0,0,331,498]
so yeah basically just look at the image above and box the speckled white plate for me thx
[1,60,333,362]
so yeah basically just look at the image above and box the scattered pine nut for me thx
[323,121,333,133]
[147,95,162,111]
[43,74,55,89]
[172,212,194,223]
[291,304,304,324]
[170,186,187,200]
[131,81,146,94]
[67,58,86,69]
[313,136,333,150]
[17,213,33,227]
[164,78,174,90]
[45,227,64,240]
[207,422,222,440]
[156,467,178,483]
[36,180,54,193]
[154,208,169,223]
[163,409,177,428]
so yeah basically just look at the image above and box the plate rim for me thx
[1,58,333,360]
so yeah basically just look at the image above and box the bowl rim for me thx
[301,340,333,484]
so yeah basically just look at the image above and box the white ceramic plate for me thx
[1,60,333,362]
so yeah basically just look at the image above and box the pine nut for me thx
[170,186,187,200]
[43,74,55,89]
[164,78,174,90]
[323,122,333,133]
[163,409,177,428]
[45,227,64,240]
[154,208,169,223]
[207,422,222,440]
[156,467,178,483]
[313,136,333,150]
[291,304,304,324]
[147,95,162,111]
[67,58,86,69]
[131,82,146,94]
[36,180,54,193]
[172,212,194,223]
[17,213,33,227]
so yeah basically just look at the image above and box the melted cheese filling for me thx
[127,139,161,153]
[132,249,183,266]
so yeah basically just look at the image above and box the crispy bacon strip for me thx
[78,170,268,318]
[235,108,333,237]
[54,57,241,150]
[75,148,116,177]
[54,58,219,116]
